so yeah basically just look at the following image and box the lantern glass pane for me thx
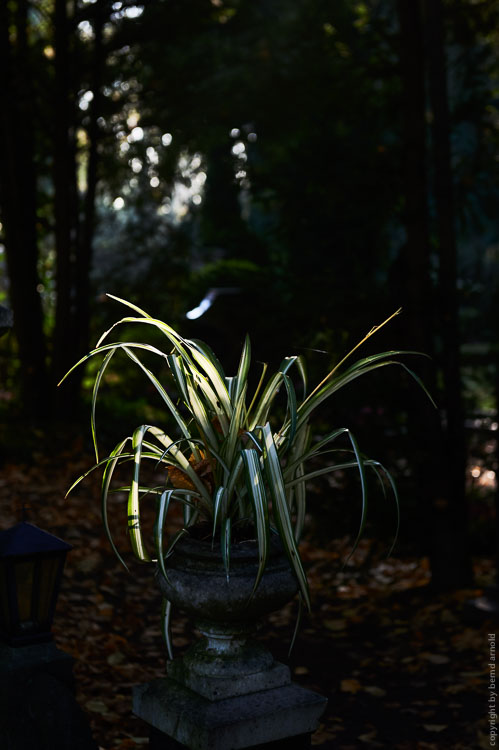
[37,556,61,624]
[14,560,34,623]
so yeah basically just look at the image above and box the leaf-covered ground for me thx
[0,444,494,750]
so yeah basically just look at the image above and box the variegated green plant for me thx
[61,296,431,630]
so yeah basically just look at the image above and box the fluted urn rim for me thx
[155,523,299,625]
[164,523,291,569]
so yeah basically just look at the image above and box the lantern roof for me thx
[0,522,72,558]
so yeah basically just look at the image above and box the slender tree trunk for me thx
[52,0,80,410]
[397,0,434,350]
[200,142,253,257]
[0,0,49,417]
[424,0,472,587]
[397,0,444,580]
[397,0,472,589]
[75,3,105,359]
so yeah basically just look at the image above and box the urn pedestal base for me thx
[132,672,327,750]
[167,628,292,701]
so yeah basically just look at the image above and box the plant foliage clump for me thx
[62,297,430,618]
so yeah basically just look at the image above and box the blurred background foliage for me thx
[1,0,499,588]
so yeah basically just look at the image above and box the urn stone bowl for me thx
[155,527,299,700]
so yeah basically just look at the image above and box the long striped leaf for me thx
[293,356,435,436]
[147,426,212,506]
[166,354,191,408]
[96,315,232,429]
[101,437,132,571]
[241,448,269,595]
[154,489,175,583]
[105,293,150,318]
[186,382,219,449]
[249,356,302,430]
[274,372,298,453]
[226,376,237,401]
[188,344,233,421]
[342,430,368,561]
[246,361,268,421]
[286,423,310,542]
[58,341,168,387]
[226,453,244,506]
[292,463,306,542]
[161,597,173,661]
[362,461,400,558]
[168,343,230,437]
[283,427,351,478]
[294,354,308,398]
[212,486,227,538]
[221,517,231,581]
[100,299,197,366]
[129,426,154,562]
[65,447,136,497]
[346,349,427,373]
[91,348,116,462]
[222,383,247,469]
[292,360,403,433]
[260,423,310,610]
[234,335,251,405]
[188,338,226,381]
[128,426,210,558]
[285,458,370,488]
[288,593,304,658]
[122,346,193,444]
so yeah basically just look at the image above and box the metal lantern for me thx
[0,521,72,646]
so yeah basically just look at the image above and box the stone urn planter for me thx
[156,526,298,700]
[64,298,428,747]
[133,527,328,749]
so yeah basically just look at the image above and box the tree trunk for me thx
[397,0,443,580]
[397,0,434,351]
[424,0,472,587]
[75,2,106,360]
[397,0,472,589]
[0,0,49,417]
[52,0,80,411]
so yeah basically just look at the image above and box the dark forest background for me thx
[1,0,499,592]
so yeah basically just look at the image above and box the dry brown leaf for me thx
[107,651,126,666]
[85,699,110,715]
[294,666,310,675]
[324,618,348,631]
[444,683,467,694]
[423,724,448,732]
[421,652,451,665]
[364,685,387,697]
[358,729,381,745]
[340,678,362,694]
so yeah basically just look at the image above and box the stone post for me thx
[0,641,98,750]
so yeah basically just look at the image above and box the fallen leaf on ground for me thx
[423,724,448,732]
[364,685,387,697]
[341,678,362,694]
[421,652,451,665]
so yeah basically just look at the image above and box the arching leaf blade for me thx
[241,448,269,596]
[260,424,310,611]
